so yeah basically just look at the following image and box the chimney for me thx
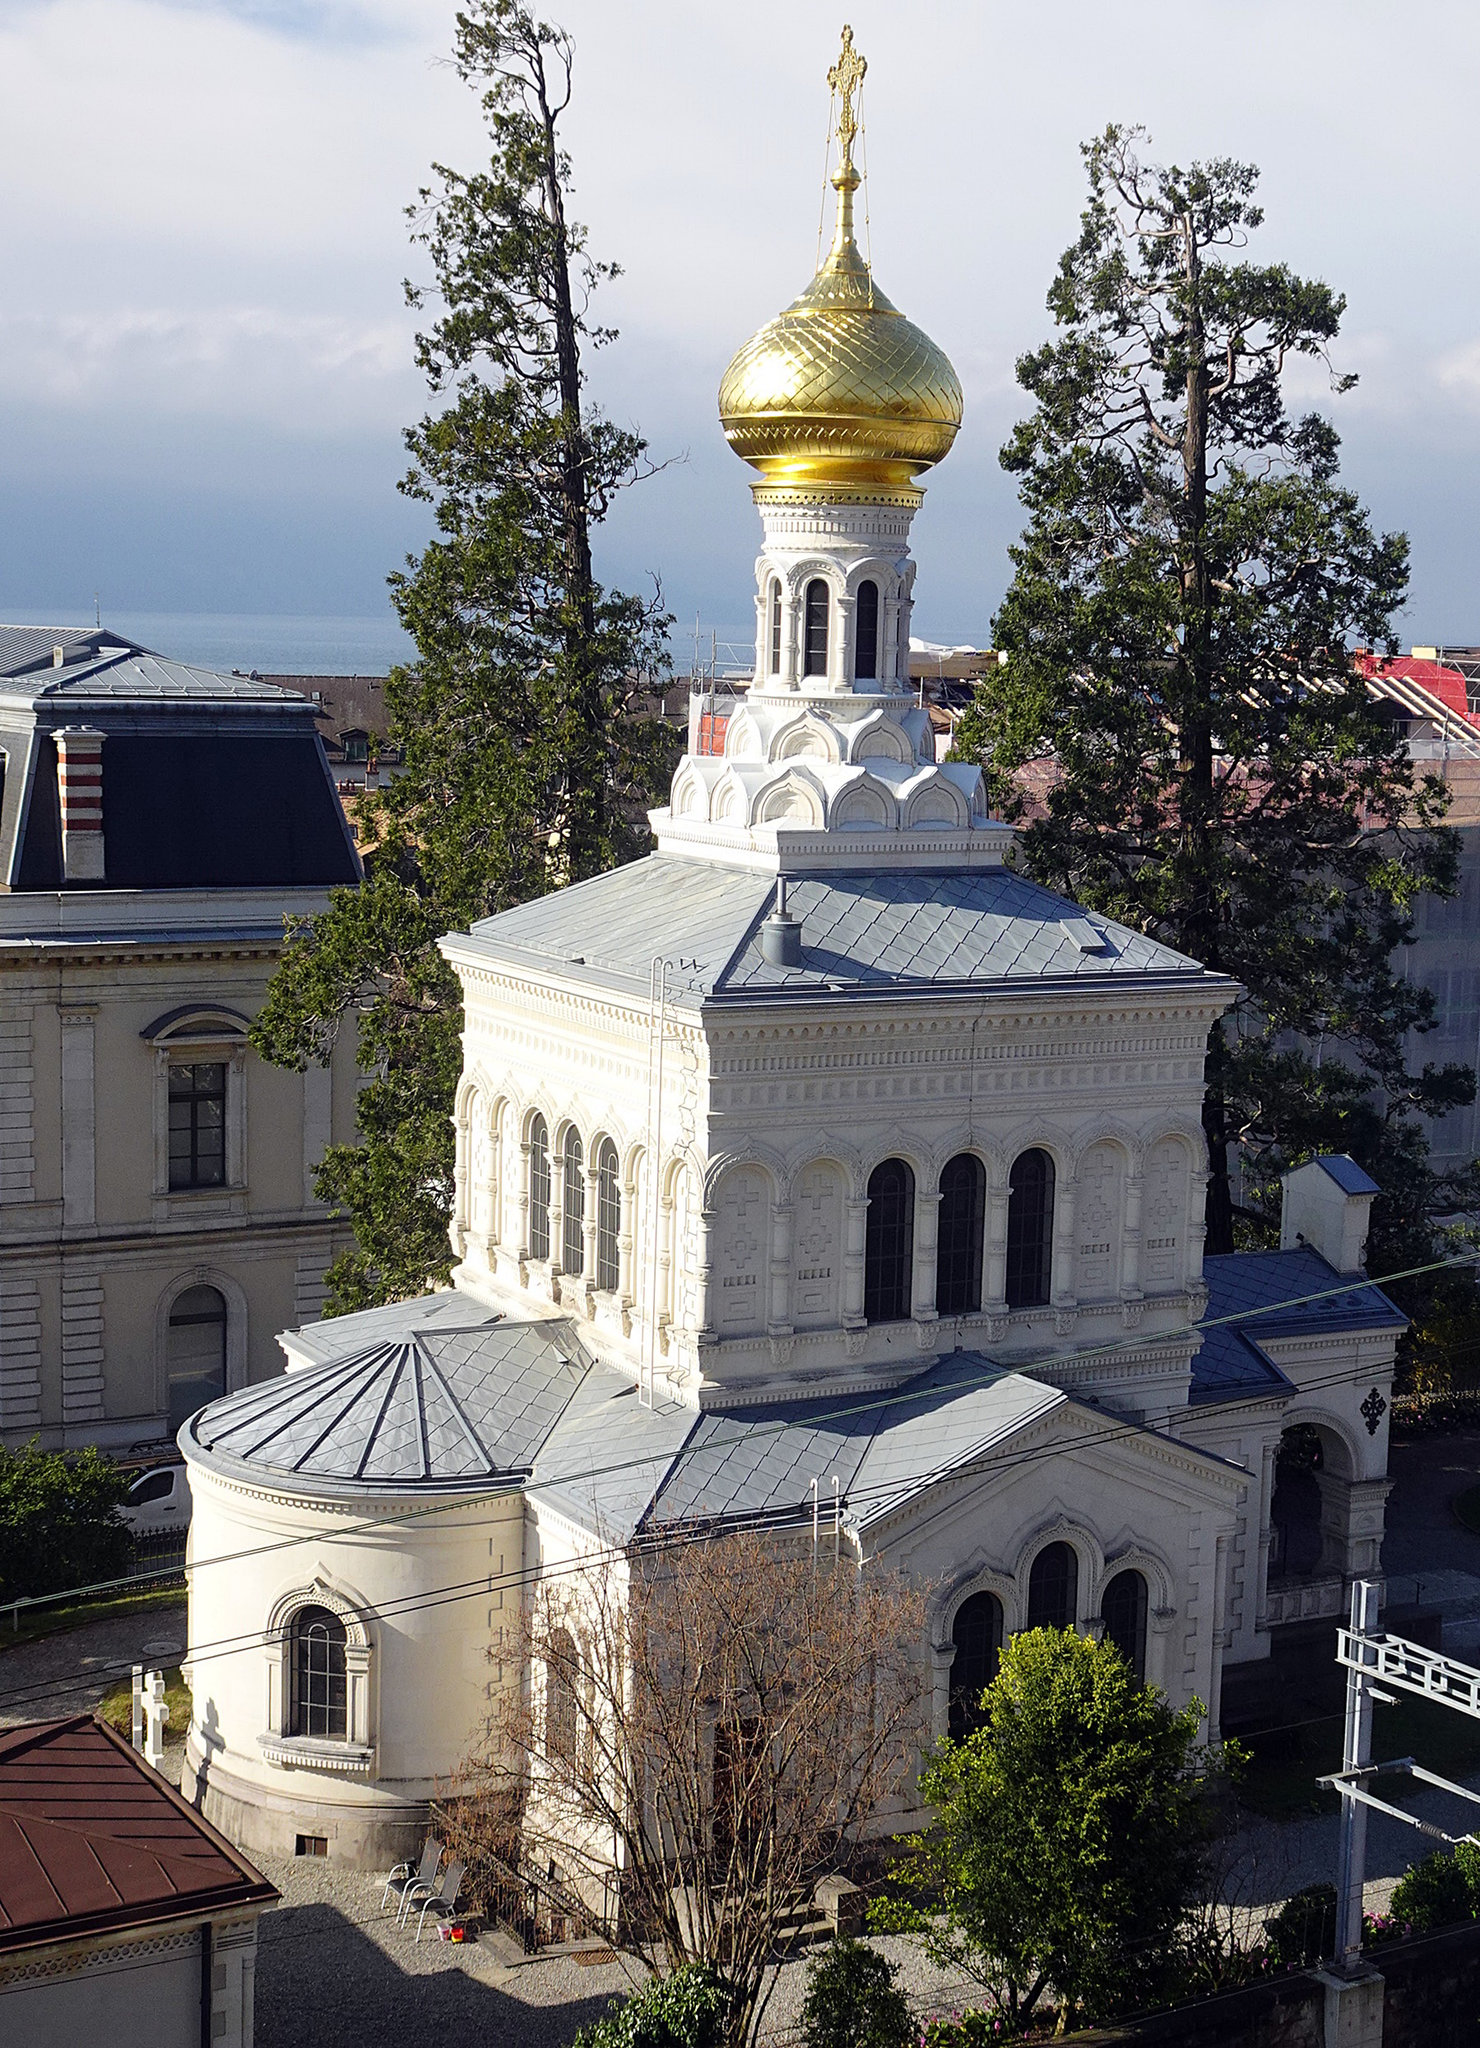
[1279,1155,1378,1275]
[760,874,803,968]
[54,727,106,882]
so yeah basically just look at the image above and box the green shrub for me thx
[918,2014,1010,2046]
[572,1964,734,2048]
[1389,1847,1480,1934]
[1264,1884,1336,1970]
[0,1442,132,1603]
[799,1939,912,2048]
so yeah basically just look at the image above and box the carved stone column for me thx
[985,1184,1009,1311]
[833,593,856,692]
[842,1196,869,1325]
[1051,1173,1078,1308]
[768,1199,794,1331]
[695,1204,717,1340]
[912,1190,941,1327]
[1120,1168,1143,1300]
[1316,1473,1393,1583]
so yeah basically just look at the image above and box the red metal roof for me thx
[1356,651,1478,725]
[0,1715,276,1954]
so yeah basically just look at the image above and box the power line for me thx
[0,1323,1432,1717]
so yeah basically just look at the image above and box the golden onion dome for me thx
[719,31,962,496]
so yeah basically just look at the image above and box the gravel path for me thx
[0,1598,188,1727]
[250,1855,986,2048]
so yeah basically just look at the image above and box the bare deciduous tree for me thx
[448,1527,928,2045]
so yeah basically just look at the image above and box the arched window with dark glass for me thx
[1005,1148,1055,1309]
[803,579,829,677]
[562,1130,585,1274]
[167,1283,227,1434]
[936,1153,985,1317]
[769,578,783,674]
[854,578,879,681]
[949,1590,1003,1739]
[546,1628,579,1763]
[528,1114,551,1261]
[1102,1568,1149,1681]
[864,1159,914,1322]
[594,1137,621,1292]
[292,1605,347,1740]
[1026,1541,1078,1632]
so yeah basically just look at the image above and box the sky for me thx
[2,0,1479,656]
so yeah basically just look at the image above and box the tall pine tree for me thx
[253,2,676,1311]
[955,126,1477,1277]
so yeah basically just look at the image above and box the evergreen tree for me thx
[954,127,1476,1270]
[253,2,676,1311]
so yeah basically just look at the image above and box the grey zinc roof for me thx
[0,625,308,706]
[1200,1248,1405,1340]
[456,854,1210,1005]
[1188,1324,1295,1406]
[184,1317,598,1495]
[1308,1154,1382,1197]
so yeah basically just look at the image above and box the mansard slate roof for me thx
[450,853,1215,1005]
[0,625,360,892]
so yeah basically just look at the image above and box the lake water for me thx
[0,610,415,677]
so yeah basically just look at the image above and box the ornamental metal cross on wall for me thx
[1360,1386,1387,1437]
[828,25,867,164]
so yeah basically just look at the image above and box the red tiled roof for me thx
[0,1716,276,1954]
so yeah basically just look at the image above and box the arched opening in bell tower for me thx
[803,580,830,678]
[855,578,879,681]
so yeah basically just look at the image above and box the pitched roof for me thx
[450,854,1217,1007]
[1200,1246,1405,1343]
[0,1716,275,1955]
[0,627,299,704]
[1305,1154,1381,1197]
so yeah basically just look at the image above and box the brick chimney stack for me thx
[54,727,106,882]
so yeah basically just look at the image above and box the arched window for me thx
[803,580,829,678]
[864,1159,914,1322]
[949,1590,1003,1739]
[855,578,879,681]
[166,1284,227,1434]
[769,578,783,674]
[562,1130,585,1275]
[546,1628,579,1764]
[1026,1541,1078,1632]
[1102,1568,1149,1681]
[528,1115,551,1261]
[594,1138,621,1292]
[936,1153,985,1317]
[291,1605,347,1740]
[1006,1148,1055,1309]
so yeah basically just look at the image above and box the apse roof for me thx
[1200,1247,1405,1342]
[449,854,1216,1007]
[184,1316,598,1496]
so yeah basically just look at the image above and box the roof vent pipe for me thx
[760,875,803,968]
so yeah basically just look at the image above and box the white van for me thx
[120,1463,190,1536]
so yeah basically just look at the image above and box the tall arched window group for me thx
[859,1148,1058,1325]
[518,1113,624,1290]
[778,576,883,685]
[948,1553,1151,1733]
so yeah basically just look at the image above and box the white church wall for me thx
[182,1459,523,1866]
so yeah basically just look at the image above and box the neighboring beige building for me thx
[0,625,362,1452]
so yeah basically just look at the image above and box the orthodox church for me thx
[180,35,1403,1868]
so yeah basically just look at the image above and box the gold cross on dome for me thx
[828,25,867,165]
